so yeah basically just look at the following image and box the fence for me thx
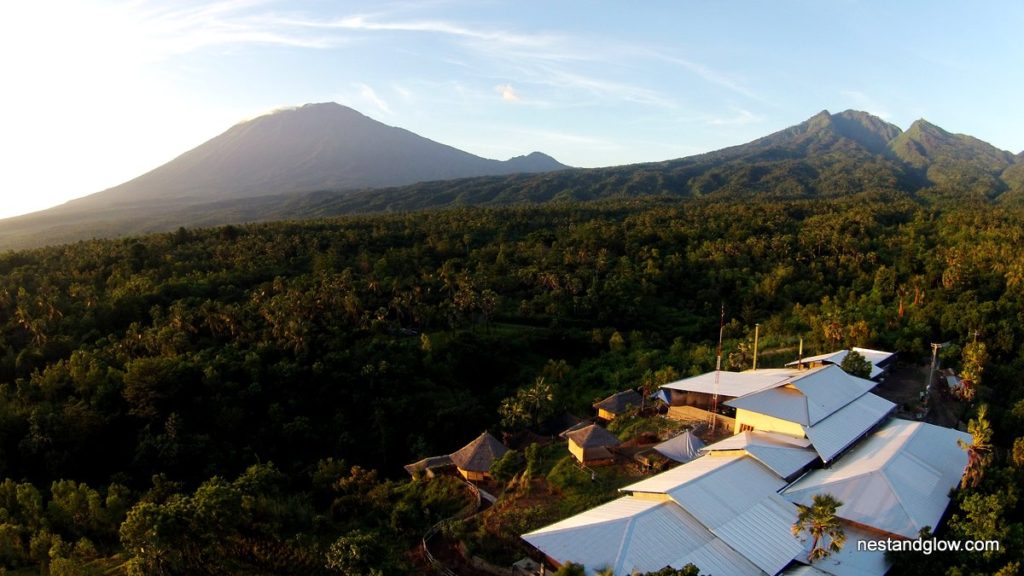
[422,478,483,575]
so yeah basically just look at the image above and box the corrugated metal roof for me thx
[803,393,895,463]
[704,430,812,451]
[651,457,804,574]
[619,453,746,494]
[791,522,891,576]
[653,430,706,463]
[727,366,877,426]
[728,385,811,424]
[785,347,894,379]
[522,496,763,575]
[660,370,793,398]
[784,418,970,539]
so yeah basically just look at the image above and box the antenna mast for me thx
[710,304,725,431]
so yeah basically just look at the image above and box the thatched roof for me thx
[593,389,643,414]
[449,431,508,472]
[566,424,621,448]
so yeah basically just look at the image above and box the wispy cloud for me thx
[707,108,762,126]
[357,83,391,114]
[495,83,520,102]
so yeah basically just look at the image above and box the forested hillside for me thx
[1,194,1023,573]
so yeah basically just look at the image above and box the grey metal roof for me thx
[784,418,971,539]
[785,347,895,379]
[449,431,508,472]
[702,431,818,480]
[726,365,876,426]
[803,392,895,463]
[660,370,793,398]
[522,496,764,576]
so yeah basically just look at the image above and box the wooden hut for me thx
[593,389,643,420]
[449,431,508,481]
[566,424,620,466]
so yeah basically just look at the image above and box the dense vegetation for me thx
[1,193,1023,573]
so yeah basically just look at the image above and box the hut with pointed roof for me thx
[449,431,508,481]
[566,424,620,465]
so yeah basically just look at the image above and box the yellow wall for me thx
[458,468,487,482]
[733,409,805,438]
[569,439,586,463]
[597,408,617,420]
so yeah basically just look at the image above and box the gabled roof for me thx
[660,369,792,398]
[783,418,971,539]
[803,393,895,463]
[653,430,706,463]
[702,431,818,479]
[621,455,804,575]
[786,522,891,576]
[449,431,508,472]
[593,389,643,414]
[786,347,895,379]
[726,365,876,426]
[566,424,620,448]
[522,497,763,576]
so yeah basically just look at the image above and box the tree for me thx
[960,341,988,402]
[839,349,872,379]
[498,377,555,431]
[958,404,993,489]
[792,493,846,562]
[552,562,586,576]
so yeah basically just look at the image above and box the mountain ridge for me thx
[2,106,1021,250]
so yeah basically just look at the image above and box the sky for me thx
[1,0,1022,220]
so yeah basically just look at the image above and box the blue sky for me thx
[1,0,1022,219]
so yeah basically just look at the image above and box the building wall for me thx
[597,408,617,420]
[458,467,487,482]
[734,409,805,438]
[569,440,587,463]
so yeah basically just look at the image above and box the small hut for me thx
[566,424,620,465]
[593,389,643,420]
[449,431,508,481]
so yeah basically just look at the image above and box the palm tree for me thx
[792,493,846,563]
[958,404,993,489]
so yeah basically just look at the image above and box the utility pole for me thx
[928,342,942,392]
[752,323,760,371]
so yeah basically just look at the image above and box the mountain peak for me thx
[68,102,566,209]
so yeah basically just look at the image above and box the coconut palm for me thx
[958,404,993,489]
[792,493,846,562]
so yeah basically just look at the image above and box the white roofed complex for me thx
[786,347,896,380]
[522,359,966,576]
[784,418,971,539]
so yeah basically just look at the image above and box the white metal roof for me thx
[783,418,971,539]
[620,453,745,494]
[785,521,891,576]
[657,457,804,575]
[703,431,819,479]
[726,365,876,426]
[803,393,895,463]
[521,496,763,575]
[785,347,895,379]
[660,370,793,398]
